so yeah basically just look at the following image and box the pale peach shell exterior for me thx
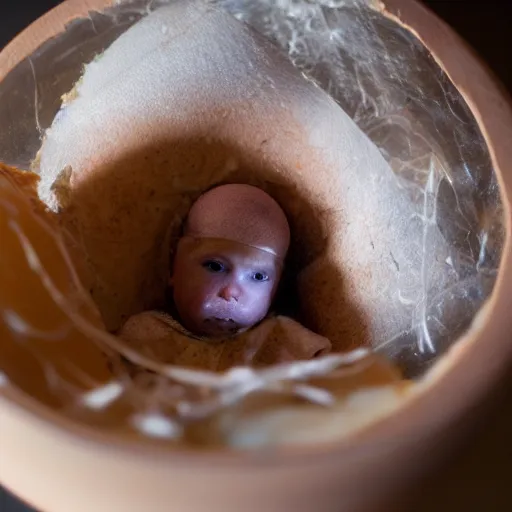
[0,1,511,512]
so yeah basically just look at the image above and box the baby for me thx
[172,183,290,338]
[118,184,331,371]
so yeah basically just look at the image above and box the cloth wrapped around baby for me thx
[33,0,451,373]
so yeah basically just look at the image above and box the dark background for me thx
[1,1,512,511]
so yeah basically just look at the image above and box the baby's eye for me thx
[252,272,269,282]
[203,260,225,273]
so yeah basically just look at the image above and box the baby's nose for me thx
[219,282,241,302]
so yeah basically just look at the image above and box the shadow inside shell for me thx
[43,134,370,355]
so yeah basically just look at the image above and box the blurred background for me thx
[0,1,511,511]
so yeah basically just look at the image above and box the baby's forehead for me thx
[185,184,290,259]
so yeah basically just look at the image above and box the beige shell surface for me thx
[0,1,511,512]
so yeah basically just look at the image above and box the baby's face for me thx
[171,237,282,338]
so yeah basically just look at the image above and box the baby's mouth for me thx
[214,317,235,324]
[204,317,240,335]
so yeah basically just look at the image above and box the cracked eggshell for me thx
[0,1,511,512]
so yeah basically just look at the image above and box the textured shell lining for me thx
[0,0,505,446]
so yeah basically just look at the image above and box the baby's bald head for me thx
[185,184,290,258]
[172,184,290,338]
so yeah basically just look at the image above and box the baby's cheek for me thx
[185,288,207,315]
[259,284,275,303]
[175,278,204,314]
[187,279,217,313]
[248,292,272,321]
